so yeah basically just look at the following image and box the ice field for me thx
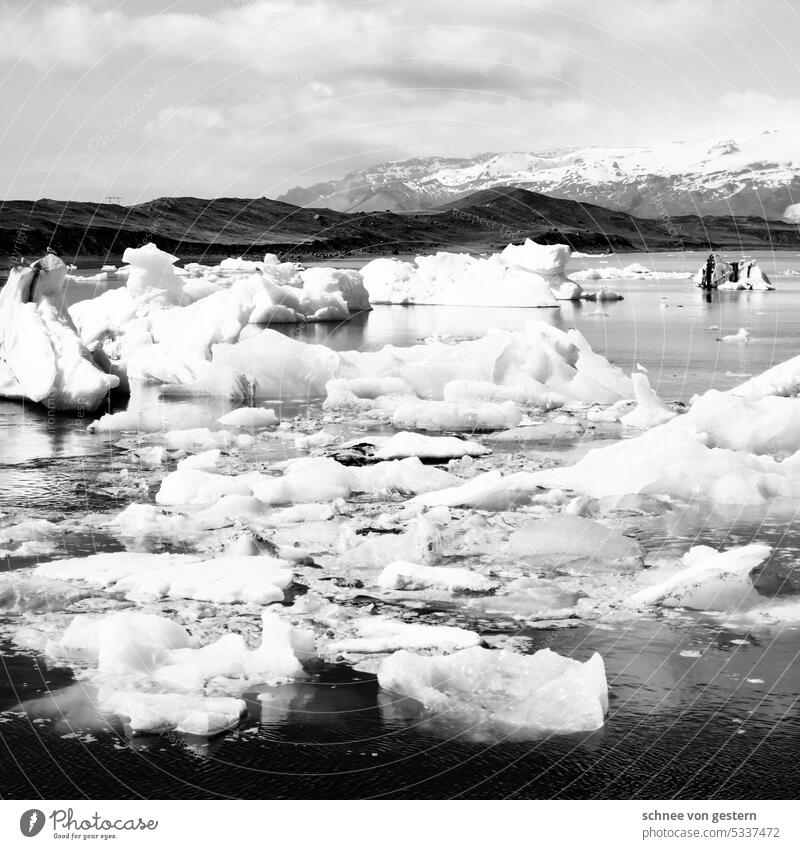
[2,242,800,798]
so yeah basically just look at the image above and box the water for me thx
[2,252,800,799]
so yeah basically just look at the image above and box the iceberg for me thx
[360,241,560,308]
[377,646,608,735]
[0,254,119,410]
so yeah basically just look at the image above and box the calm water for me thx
[2,252,800,799]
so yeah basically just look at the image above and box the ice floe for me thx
[373,431,491,460]
[377,646,608,735]
[626,544,769,611]
[377,560,497,592]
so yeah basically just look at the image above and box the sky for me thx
[1,0,799,202]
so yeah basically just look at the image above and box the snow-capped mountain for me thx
[278,131,800,219]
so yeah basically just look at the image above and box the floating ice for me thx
[392,400,522,432]
[505,515,644,572]
[627,544,769,611]
[35,550,292,605]
[328,617,480,655]
[361,241,561,308]
[374,431,491,460]
[217,407,278,429]
[408,469,541,511]
[377,646,608,734]
[121,243,187,307]
[530,358,800,504]
[377,560,496,592]
[50,609,314,709]
[156,468,253,506]
[620,373,676,428]
[250,456,458,506]
[572,263,688,281]
[533,427,800,505]
[46,611,191,675]
[0,255,119,410]
[113,555,293,605]
[151,610,313,692]
[720,328,750,343]
[550,280,586,301]
[100,692,245,737]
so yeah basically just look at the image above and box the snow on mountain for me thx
[278,130,800,219]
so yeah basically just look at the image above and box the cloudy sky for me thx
[1,0,798,201]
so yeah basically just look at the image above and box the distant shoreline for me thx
[4,245,800,272]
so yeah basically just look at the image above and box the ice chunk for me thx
[52,609,313,700]
[505,515,644,571]
[392,400,521,432]
[375,431,490,460]
[377,646,608,734]
[193,495,271,528]
[177,448,221,470]
[300,266,371,312]
[156,468,253,506]
[720,328,750,343]
[250,458,354,505]
[121,243,187,306]
[678,390,800,456]
[153,611,312,692]
[35,551,204,587]
[108,503,197,539]
[627,544,769,611]
[328,617,480,654]
[620,373,676,428]
[550,280,586,301]
[408,469,541,511]
[250,456,458,505]
[169,330,340,400]
[217,407,278,429]
[0,255,119,410]
[361,241,560,308]
[47,612,191,675]
[377,560,496,592]
[534,427,800,505]
[0,518,60,543]
[113,555,292,605]
[100,691,244,736]
[34,549,291,606]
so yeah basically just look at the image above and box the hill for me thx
[2,186,799,265]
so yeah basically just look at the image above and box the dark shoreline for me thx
[4,186,800,267]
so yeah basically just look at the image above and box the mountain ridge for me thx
[277,131,800,219]
[2,186,799,265]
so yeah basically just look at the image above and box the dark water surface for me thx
[2,256,800,798]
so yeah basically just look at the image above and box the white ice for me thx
[627,544,769,611]
[0,255,119,410]
[378,646,608,734]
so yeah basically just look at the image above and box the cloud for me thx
[1,0,798,200]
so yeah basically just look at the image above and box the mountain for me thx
[2,186,800,265]
[277,131,800,219]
